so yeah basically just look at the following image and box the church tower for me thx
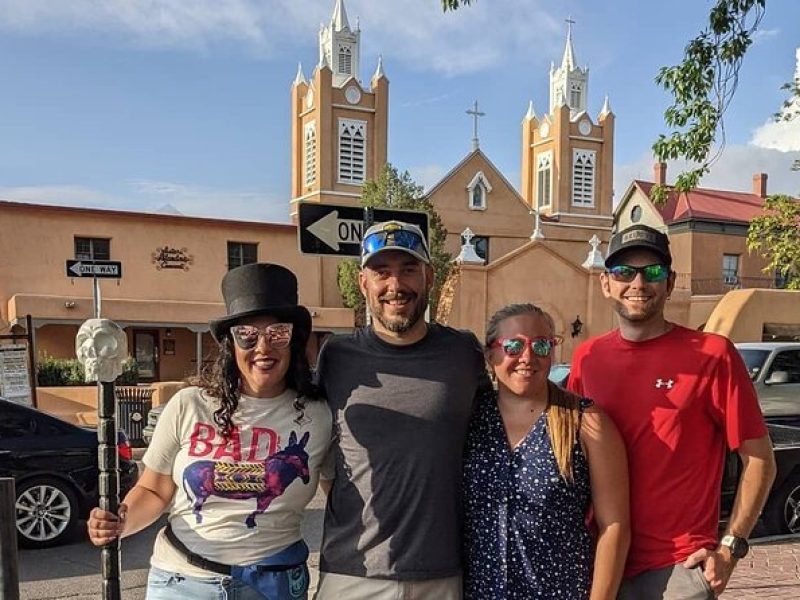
[289,0,389,220]
[520,20,614,226]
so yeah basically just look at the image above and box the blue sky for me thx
[0,0,798,223]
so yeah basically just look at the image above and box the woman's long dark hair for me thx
[194,322,317,440]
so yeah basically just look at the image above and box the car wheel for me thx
[762,474,800,535]
[15,477,80,549]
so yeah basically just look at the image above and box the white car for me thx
[736,342,800,420]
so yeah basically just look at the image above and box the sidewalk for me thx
[723,535,800,598]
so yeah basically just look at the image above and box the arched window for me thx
[536,151,552,209]
[466,172,492,210]
[338,45,352,75]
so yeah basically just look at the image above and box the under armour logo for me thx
[655,378,675,389]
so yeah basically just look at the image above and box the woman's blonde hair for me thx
[485,303,582,482]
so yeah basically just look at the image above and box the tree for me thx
[650,0,766,203]
[441,0,473,11]
[337,164,454,325]
[747,195,800,290]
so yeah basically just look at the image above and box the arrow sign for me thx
[66,260,123,278]
[306,210,363,252]
[298,202,429,257]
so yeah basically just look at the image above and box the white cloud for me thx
[126,179,290,222]
[0,0,560,75]
[0,184,122,207]
[409,164,448,192]
[0,180,292,223]
[615,144,799,204]
[750,47,800,152]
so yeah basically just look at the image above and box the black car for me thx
[0,398,139,548]
[721,422,800,535]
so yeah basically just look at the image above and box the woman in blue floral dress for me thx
[463,303,630,599]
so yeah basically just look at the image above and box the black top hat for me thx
[605,224,672,268]
[209,263,312,343]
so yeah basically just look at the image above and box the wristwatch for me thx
[720,535,749,559]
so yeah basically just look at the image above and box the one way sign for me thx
[298,202,429,257]
[66,260,123,278]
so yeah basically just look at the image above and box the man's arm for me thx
[684,434,776,595]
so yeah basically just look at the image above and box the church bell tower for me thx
[289,0,389,220]
[520,20,614,227]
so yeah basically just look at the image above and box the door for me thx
[133,330,160,382]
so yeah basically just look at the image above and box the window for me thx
[304,122,316,187]
[338,44,352,75]
[227,242,258,270]
[536,151,552,209]
[722,254,739,284]
[461,233,489,262]
[338,119,366,184]
[0,406,35,439]
[766,350,800,384]
[466,171,491,211]
[571,149,596,206]
[569,82,582,108]
[775,268,788,289]
[74,237,110,261]
[470,184,485,209]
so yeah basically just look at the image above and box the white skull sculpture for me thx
[75,319,129,383]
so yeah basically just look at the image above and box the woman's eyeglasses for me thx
[230,323,293,350]
[606,263,670,283]
[492,335,563,358]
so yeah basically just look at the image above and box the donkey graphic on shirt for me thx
[182,430,311,528]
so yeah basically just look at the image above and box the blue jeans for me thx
[146,565,268,600]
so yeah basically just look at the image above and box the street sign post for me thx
[65,260,123,278]
[66,260,123,319]
[297,202,429,257]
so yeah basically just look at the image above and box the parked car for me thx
[722,422,800,535]
[548,363,570,387]
[0,398,139,548]
[736,342,800,421]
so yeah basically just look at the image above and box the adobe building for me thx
[1,0,796,400]
[0,201,353,383]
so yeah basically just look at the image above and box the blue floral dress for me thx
[463,390,593,599]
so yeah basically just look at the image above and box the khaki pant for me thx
[618,564,715,600]
[314,572,462,600]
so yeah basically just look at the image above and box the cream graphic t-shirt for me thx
[143,386,331,576]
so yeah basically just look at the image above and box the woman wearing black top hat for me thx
[87,263,332,600]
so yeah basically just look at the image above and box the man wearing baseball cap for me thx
[568,224,775,599]
[314,220,490,599]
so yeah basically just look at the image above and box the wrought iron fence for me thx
[674,273,781,295]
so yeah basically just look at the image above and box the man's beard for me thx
[610,297,662,323]
[371,292,428,334]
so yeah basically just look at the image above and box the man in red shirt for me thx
[569,224,776,599]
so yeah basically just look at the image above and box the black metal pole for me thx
[97,381,121,600]
[0,478,20,600]
[26,314,37,408]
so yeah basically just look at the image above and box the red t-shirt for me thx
[568,325,767,578]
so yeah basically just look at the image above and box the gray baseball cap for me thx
[605,224,672,267]
[361,220,431,267]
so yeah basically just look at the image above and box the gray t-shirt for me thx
[317,324,490,580]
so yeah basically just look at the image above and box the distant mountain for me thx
[154,203,183,215]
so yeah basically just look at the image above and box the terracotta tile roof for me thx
[634,180,767,225]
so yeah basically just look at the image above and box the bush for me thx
[36,355,139,386]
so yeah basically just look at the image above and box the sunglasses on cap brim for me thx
[362,229,429,260]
